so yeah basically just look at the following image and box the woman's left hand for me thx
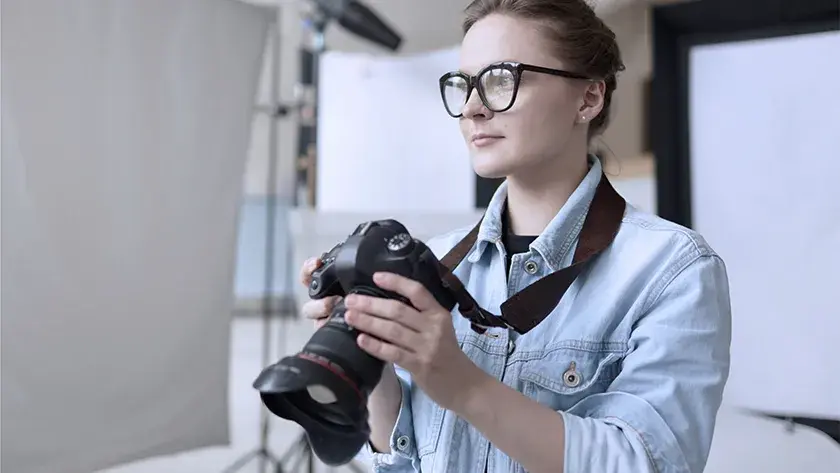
[344,271,485,411]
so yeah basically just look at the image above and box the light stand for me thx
[221,6,289,473]
[225,1,402,472]
[266,3,382,471]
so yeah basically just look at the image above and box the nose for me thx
[461,89,493,120]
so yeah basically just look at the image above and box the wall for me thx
[599,2,652,163]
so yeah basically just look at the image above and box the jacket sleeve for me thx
[355,366,421,472]
[562,253,732,473]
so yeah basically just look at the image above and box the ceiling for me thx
[233,0,675,55]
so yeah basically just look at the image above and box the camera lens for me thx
[252,297,385,465]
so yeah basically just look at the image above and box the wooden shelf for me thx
[603,152,655,180]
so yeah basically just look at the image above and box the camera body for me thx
[253,219,457,466]
[309,219,457,320]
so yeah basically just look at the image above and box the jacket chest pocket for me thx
[519,349,622,412]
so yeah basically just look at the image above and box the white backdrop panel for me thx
[1,1,270,472]
[316,46,476,212]
[689,30,840,419]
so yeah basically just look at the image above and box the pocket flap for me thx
[520,350,621,394]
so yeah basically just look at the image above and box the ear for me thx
[576,80,606,124]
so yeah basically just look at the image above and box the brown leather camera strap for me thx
[438,172,626,334]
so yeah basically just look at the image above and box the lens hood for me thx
[253,355,371,465]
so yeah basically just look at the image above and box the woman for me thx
[301,1,731,472]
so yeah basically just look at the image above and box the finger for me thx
[373,272,438,311]
[344,294,423,332]
[356,333,410,366]
[345,310,419,352]
[302,296,340,319]
[299,257,322,286]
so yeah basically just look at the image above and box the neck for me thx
[504,152,590,236]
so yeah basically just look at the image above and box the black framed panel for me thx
[651,0,840,228]
[651,0,840,442]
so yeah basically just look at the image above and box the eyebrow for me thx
[457,59,518,75]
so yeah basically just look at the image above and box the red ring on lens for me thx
[298,352,364,402]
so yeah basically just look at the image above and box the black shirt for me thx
[501,201,537,276]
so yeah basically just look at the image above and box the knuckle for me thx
[385,322,401,341]
[392,303,407,321]
[386,346,403,364]
[319,298,332,311]
[418,354,432,370]
[387,301,404,319]
[352,296,367,310]
[301,301,317,318]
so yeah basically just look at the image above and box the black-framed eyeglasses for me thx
[438,61,593,118]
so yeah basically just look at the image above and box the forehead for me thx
[459,13,559,74]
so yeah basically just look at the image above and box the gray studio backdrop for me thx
[1,1,271,472]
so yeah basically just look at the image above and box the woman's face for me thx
[457,14,602,179]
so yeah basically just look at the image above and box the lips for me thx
[471,133,504,147]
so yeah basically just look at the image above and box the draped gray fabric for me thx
[1,1,271,472]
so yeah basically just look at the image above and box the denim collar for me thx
[467,155,603,272]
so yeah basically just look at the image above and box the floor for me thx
[97,316,840,473]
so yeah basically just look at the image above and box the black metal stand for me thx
[267,9,369,472]
[225,3,390,471]
[766,414,840,446]
[220,9,288,473]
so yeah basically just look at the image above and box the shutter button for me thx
[524,260,539,274]
[563,362,582,388]
[396,435,410,451]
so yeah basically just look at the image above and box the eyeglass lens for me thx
[442,67,516,116]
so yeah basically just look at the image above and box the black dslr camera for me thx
[252,219,458,466]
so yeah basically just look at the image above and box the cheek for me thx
[509,92,576,143]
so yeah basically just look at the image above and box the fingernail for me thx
[345,294,356,305]
[373,272,385,282]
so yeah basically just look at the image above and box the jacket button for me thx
[507,339,515,355]
[524,260,539,274]
[396,435,410,451]
[563,362,582,388]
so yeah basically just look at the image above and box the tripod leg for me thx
[307,445,315,473]
[219,449,260,473]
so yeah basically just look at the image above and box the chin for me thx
[469,149,516,179]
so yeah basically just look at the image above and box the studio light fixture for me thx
[310,0,402,51]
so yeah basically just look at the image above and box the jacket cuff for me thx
[357,374,418,470]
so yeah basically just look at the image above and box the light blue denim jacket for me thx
[359,158,732,473]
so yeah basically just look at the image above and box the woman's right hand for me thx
[299,256,341,329]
